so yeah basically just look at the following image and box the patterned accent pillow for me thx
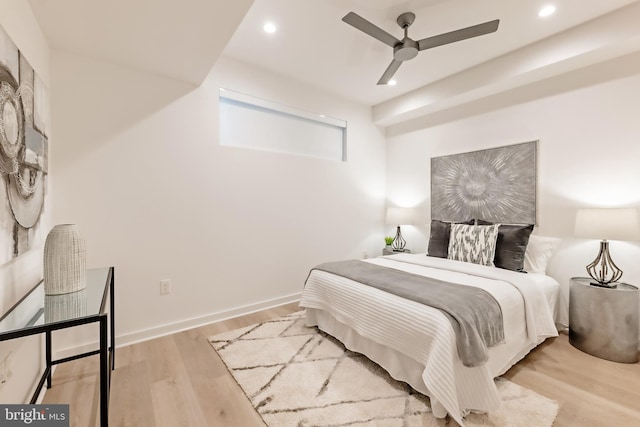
[447,224,500,266]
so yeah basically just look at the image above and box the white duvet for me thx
[300,253,559,426]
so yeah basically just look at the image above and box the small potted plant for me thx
[384,236,394,248]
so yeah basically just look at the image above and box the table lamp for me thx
[385,207,415,251]
[574,208,640,287]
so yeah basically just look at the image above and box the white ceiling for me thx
[28,0,253,85]
[224,0,638,106]
[28,0,640,112]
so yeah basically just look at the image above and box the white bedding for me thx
[300,253,559,426]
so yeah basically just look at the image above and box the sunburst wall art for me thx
[431,141,536,224]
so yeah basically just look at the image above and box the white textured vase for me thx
[45,290,88,322]
[43,224,87,295]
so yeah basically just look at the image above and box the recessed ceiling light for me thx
[538,5,556,17]
[387,80,397,86]
[263,22,277,33]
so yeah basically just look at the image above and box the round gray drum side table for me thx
[569,277,639,363]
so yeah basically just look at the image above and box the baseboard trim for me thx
[54,292,301,359]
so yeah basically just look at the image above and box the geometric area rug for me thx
[209,311,559,427]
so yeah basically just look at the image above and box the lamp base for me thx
[586,239,622,286]
[589,281,618,289]
[391,225,406,251]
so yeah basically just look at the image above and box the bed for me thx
[299,251,560,426]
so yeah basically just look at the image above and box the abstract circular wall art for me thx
[431,141,536,224]
[0,24,49,263]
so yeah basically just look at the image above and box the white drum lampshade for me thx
[43,224,87,295]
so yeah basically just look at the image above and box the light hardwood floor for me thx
[43,303,640,426]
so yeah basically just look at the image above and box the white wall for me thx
[50,54,386,349]
[0,0,50,404]
[385,56,640,328]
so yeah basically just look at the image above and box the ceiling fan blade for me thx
[342,12,401,48]
[377,59,402,85]
[418,19,500,51]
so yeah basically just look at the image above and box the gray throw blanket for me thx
[310,260,504,367]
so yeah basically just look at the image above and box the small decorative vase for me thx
[43,224,87,295]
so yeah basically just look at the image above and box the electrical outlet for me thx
[159,279,172,295]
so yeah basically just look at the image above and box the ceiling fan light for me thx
[387,80,397,86]
[538,5,556,17]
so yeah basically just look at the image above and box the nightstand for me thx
[569,277,639,363]
[382,248,411,256]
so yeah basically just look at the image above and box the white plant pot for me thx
[43,224,87,295]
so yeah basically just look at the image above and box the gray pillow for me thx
[476,219,535,272]
[427,219,473,258]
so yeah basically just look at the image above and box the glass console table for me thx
[0,267,115,426]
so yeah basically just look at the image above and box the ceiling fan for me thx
[342,11,500,85]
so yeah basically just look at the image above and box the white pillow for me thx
[524,235,560,274]
[448,223,500,267]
